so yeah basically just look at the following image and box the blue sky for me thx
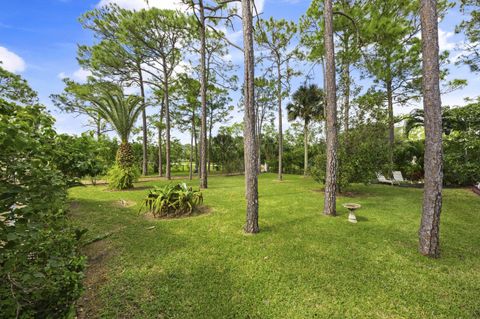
[0,0,477,143]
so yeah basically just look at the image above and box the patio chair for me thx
[392,171,405,185]
[376,173,393,185]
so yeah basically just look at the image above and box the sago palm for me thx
[287,84,325,176]
[89,85,144,169]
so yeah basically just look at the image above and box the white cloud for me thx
[438,28,455,52]
[73,68,92,82]
[57,72,67,79]
[97,0,185,10]
[0,46,26,73]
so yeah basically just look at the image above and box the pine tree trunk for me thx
[323,0,338,216]
[163,63,171,180]
[242,0,259,234]
[189,119,194,181]
[277,63,283,181]
[342,59,350,135]
[199,0,208,189]
[158,98,164,177]
[419,0,443,258]
[139,68,148,176]
[387,79,394,170]
[208,121,213,173]
[304,119,309,177]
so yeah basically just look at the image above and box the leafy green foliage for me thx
[140,183,203,218]
[311,123,390,190]
[107,164,140,190]
[0,100,84,318]
[456,0,480,73]
[54,133,112,185]
[0,65,38,104]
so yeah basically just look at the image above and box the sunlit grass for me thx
[69,173,480,318]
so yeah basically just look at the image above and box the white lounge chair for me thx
[377,173,393,185]
[392,171,405,185]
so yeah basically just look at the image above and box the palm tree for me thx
[287,84,325,176]
[89,85,144,170]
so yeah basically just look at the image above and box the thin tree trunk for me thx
[208,120,213,173]
[199,0,208,189]
[96,114,102,139]
[163,65,171,180]
[158,97,164,177]
[139,68,148,176]
[343,60,350,135]
[386,79,394,170]
[277,63,283,181]
[304,119,309,176]
[189,118,194,180]
[419,0,443,258]
[323,0,338,216]
[193,118,198,176]
[242,0,259,234]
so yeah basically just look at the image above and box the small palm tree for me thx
[89,85,144,169]
[287,84,325,176]
[88,85,144,189]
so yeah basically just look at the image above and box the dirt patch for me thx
[142,205,212,221]
[76,239,114,319]
[112,199,137,208]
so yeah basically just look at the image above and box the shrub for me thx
[107,164,140,190]
[311,123,390,191]
[140,183,203,218]
[0,100,85,318]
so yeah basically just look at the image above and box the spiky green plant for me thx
[140,183,203,218]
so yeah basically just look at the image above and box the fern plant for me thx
[140,183,203,218]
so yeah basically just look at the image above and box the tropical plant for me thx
[140,183,203,218]
[82,84,144,189]
[287,83,325,176]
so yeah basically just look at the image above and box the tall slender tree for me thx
[122,9,193,180]
[256,17,298,181]
[419,0,443,257]
[242,0,259,233]
[323,0,338,216]
[79,5,150,175]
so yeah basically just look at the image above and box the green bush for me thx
[0,100,85,318]
[311,123,390,191]
[107,164,140,190]
[140,183,203,218]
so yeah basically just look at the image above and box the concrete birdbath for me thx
[343,203,361,223]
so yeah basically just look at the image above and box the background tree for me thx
[207,86,233,172]
[79,4,150,175]
[253,77,276,171]
[287,83,325,176]
[419,0,443,257]
[122,8,193,180]
[171,74,201,180]
[0,65,38,104]
[51,78,110,138]
[181,0,239,188]
[256,17,298,181]
[360,0,422,169]
[456,0,480,73]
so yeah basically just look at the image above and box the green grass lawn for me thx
[69,174,480,318]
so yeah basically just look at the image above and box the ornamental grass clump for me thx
[140,183,203,218]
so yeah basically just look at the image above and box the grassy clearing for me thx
[69,173,480,318]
